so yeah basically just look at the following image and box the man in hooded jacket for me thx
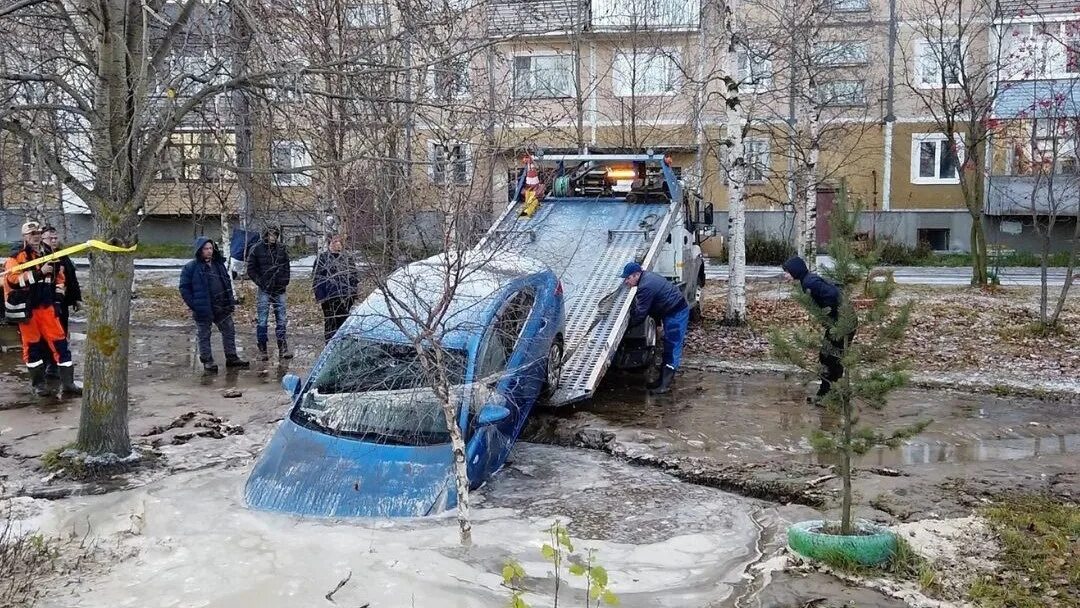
[247,226,292,360]
[621,261,689,395]
[782,256,853,404]
[180,237,250,373]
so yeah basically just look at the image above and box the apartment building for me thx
[1,0,1073,253]
[478,0,1079,254]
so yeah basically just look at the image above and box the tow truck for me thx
[475,150,715,406]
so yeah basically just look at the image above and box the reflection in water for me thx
[857,433,1080,466]
[583,369,1080,467]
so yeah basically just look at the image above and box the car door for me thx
[464,289,538,484]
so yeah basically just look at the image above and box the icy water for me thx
[36,444,762,608]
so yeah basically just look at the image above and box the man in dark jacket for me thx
[247,226,292,360]
[41,227,81,377]
[782,256,851,404]
[621,261,689,395]
[313,234,360,343]
[180,237,249,373]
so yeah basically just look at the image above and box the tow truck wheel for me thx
[542,337,564,399]
[689,280,704,324]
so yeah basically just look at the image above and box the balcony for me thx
[986,175,1080,216]
[486,0,700,37]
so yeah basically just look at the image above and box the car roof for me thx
[341,252,550,349]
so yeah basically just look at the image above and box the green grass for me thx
[967,496,1079,608]
[134,242,195,258]
[132,241,315,259]
[815,537,944,596]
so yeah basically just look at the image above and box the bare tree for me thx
[0,0,421,457]
[900,0,1016,286]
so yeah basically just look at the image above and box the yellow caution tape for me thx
[7,240,138,274]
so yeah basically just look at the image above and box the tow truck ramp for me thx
[476,195,680,406]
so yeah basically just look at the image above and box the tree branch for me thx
[0,117,98,207]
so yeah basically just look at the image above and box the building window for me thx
[19,142,54,184]
[427,57,470,100]
[744,139,770,182]
[157,132,236,182]
[269,73,307,104]
[613,49,680,97]
[917,228,950,252]
[737,47,772,91]
[830,0,869,12]
[915,38,963,88]
[513,55,573,98]
[1001,21,1080,79]
[590,0,700,30]
[911,133,964,184]
[345,3,387,28]
[816,79,866,106]
[271,140,312,187]
[814,41,869,67]
[430,142,469,185]
[1009,120,1078,176]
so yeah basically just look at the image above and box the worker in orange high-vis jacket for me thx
[3,221,82,397]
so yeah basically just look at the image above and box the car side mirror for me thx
[477,403,511,427]
[282,374,302,396]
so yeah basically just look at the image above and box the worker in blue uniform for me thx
[621,261,689,395]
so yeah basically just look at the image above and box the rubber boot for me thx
[650,365,676,395]
[28,365,50,397]
[58,366,83,397]
[258,343,269,362]
[202,359,219,374]
[45,364,60,379]
[278,340,294,360]
[226,355,250,369]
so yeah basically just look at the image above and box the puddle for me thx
[33,444,762,608]
[575,370,1080,467]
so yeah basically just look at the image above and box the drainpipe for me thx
[589,41,598,146]
[881,0,897,212]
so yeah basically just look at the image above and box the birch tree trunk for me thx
[724,1,747,324]
[803,109,820,271]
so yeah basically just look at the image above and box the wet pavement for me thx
[34,444,765,608]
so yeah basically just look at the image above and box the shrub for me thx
[717,234,797,266]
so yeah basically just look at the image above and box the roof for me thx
[343,252,549,348]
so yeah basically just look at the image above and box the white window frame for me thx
[999,21,1080,80]
[914,38,964,89]
[814,40,869,67]
[612,48,680,97]
[910,133,965,185]
[426,58,471,101]
[345,3,387,28]
[744,138,770,183]
[737,46,772,92]
[831,0,869,12]
[428,141,471,185]
[512,53,574,99]
[271,140,312,187]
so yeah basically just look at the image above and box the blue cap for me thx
[620,261,643,278]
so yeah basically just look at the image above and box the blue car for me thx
[244,253,565,518]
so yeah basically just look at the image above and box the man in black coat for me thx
[782,256,853,404]
[180,237,250,373]
[41,226,82,378]
[247,226,292,360]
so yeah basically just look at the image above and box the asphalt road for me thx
[70,255,1075,287]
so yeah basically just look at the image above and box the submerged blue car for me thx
[245,253,565,518]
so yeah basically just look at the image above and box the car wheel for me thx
[689,282,704,324]
[542,338,564,400]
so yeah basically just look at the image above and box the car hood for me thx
[244,417,456,518]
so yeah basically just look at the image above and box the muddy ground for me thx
[1,280,1077,606]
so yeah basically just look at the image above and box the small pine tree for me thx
[769,187,930,536]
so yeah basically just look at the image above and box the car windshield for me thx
[292,337,470,445]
